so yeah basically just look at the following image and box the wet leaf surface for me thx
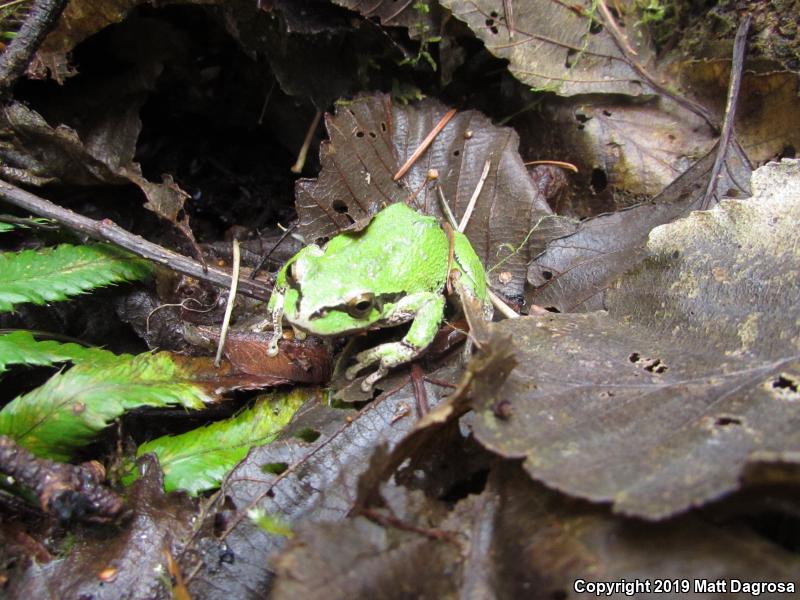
[527,140,752,312]
[441,0,656,96]
[34,0,148,83]
[296,93,560,299]
[331,0,441,40]
[272,462,800,599]
[542,97,715,202]
[471,161,800,519]
[681,66,800,164]
[2,27,194,231]
[181,365,462,598]
[8,456,196,599]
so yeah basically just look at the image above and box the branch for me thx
[0,0,69,90]
[0,180,272,300]
[0,435,123,521]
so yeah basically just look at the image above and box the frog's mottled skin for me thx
[266,203,492,391]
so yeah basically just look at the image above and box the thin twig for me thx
[0,179,272,300]
[0,212,58,228]
[458,158,490,233]
[701,14,752,210]
[597,0,636,56]
[257,80,276,126]
[598,0,719,132]
[291,109,322,174]
[215,239,240,366]
[435,186,458,229]
[0,0,68,90]
[488,288,519,319]
[360,507,458,543]
[502,0,514,39]
[524,160,579,173]
[436,166,518,319]
[249,222,296,280]
[393,108,457,181]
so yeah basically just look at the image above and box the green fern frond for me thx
[124,389,307,495]
[0,352,213,461]
[0,330,119,375]
[0,243,152,312]
[0,221,14,232]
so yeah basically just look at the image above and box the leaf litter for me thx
[2,1,800,597]
[468,160,800,519]
[272,462,800,599]
[295,92,568,300]
[181,365,464,597]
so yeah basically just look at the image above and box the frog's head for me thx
[281,244,388,336]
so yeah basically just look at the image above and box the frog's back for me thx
[323,203,449,294]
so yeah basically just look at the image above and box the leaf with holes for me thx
[468,160,800,519]
[440,0,656,96]
[527,140,752,312]
[540,97,718,207]
[271,463,800,598]
[296,93,568,299]
[181,364,464,597]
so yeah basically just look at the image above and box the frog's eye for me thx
[346,293,374,319]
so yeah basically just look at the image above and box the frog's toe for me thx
[361,366,388,392]
[345,363,363,381]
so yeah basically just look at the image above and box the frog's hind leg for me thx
[346,292,445,392]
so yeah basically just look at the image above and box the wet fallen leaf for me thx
[471,160,800,519]
[34,0,148,83]
[680,65,800,164]
[441,0,656,96]
[542,96,715,203]
[272,462,800,598]
[296,92,560,299]
[331,0,441,41]
[181,365,462,597]
[527,140,752,312]
[1,16,197,234]
[193,326,333,385]
[7,455,196,599]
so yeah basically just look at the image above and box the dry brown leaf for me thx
[473,161,800,519]
[527,140,752,312]
[440,0,656,96]
[272,462,800,599]
[296,93,561,298]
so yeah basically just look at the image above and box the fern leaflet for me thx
[0,330,119,375]
[0,243,152,312]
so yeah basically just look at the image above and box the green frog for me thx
[266,202,492,391]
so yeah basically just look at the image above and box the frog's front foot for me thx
[345,341,420,392]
